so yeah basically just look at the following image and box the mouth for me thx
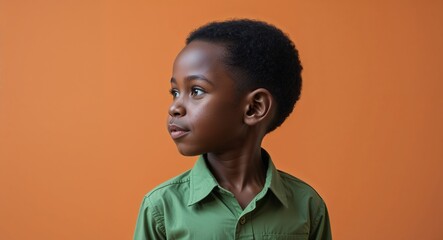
[168,124,190,140]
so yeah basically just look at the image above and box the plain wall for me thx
[1,0,442,239]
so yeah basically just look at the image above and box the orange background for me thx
[1,0,442,239]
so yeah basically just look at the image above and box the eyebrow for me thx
[170,74,214,86]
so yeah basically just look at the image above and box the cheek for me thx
[189,105,217,129]
[192,101,242,131]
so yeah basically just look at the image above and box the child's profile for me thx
[134,19,332,240]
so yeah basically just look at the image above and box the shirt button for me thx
[240,217,246,225]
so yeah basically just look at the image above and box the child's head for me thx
[186,19,302,133]
[168,19,302,155]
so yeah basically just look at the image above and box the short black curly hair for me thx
[186,19,302,133]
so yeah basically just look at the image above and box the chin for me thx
[175,144,203,157]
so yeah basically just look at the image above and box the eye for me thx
[191,87,205,97]
[169,89,179,98]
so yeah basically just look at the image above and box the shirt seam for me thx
[146,178,191,198]
[311,200,326,233]
[146,196,167,236]
[279,172,323,197]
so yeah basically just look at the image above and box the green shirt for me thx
[134,150,332,240]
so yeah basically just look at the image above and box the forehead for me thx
[172,41,228,78]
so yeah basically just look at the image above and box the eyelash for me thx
[191,87,205,96]
[169,87,206,98]
[170,89,179,98]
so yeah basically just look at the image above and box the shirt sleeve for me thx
[133,196,166,240]
[309,201,332,240]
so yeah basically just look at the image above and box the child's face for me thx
[167,41,247,156]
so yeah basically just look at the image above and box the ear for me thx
[244,88,274,126]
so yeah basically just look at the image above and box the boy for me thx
[134,19,331,239]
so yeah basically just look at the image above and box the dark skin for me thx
[167,40,276,208]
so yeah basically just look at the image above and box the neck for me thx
[205,144,266,192]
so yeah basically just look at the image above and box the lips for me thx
[168,124,190,139]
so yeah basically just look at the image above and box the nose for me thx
[168,99,186,117]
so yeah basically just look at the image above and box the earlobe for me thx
[244,88,274,126]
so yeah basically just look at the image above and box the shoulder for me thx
[277,170,326,206]
[144,169,192,204]
[134,171,193,239]
[276,170,330,229]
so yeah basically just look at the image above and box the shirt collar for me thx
[188,155,219,206]
[187,149,288,208]
[262,149,289,208]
